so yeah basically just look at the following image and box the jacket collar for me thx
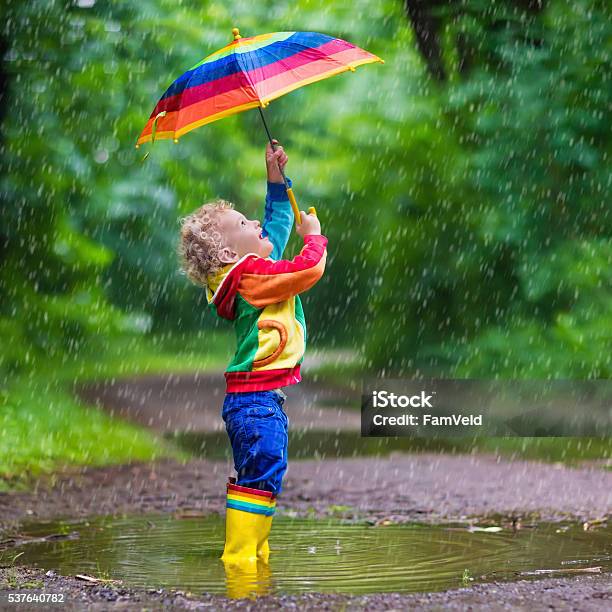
[205,252,259,320]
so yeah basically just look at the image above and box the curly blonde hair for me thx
[177,199,235,287]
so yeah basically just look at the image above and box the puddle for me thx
[3,515,610,596]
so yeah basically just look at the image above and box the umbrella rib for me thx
[234,46,262,104]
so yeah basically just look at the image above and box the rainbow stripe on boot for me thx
[221,478,277,565]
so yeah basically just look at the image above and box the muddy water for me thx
[3,515,610,597]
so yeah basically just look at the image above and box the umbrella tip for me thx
[232,27,241,41]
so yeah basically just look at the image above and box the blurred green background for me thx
[1,0,610,483]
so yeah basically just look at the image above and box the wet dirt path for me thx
[74,370,362,434]
[0,454,610,528]
[1,371,611,609]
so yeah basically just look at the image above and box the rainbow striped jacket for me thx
[205,179,328,392]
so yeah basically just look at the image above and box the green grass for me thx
[0,330,233,491]
[37,329,234,385]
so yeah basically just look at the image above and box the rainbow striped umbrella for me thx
[136,28,383,221]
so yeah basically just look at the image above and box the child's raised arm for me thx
[237,228,327,307]
[261,140,293,261]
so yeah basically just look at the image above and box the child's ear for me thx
[218,246,239,265]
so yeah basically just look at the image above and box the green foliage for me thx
[1,0,609,386]
[440,0,612,377]
[363,0,611,377]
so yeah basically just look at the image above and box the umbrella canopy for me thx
[136,30,383,146]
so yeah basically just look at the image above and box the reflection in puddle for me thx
[223,559,273,599]
[3,515,610,598]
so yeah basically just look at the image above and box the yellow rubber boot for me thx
[221,479,276,565]
[258,536,270,563]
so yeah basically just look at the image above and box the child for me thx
[178,141,327,566]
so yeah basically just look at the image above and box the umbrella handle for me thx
[285,189,317,224]
[285,188,302,225]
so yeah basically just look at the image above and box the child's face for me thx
[216,208,273,263]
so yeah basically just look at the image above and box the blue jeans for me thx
[222,389,289,495]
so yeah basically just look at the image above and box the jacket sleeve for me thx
[261,177,294,261]
[237,234,328,308]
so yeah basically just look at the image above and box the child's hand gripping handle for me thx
[265,136,317,226]
[258,106,317,225]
